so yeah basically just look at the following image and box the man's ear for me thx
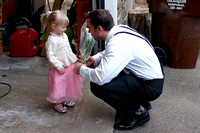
[97,26,103,32]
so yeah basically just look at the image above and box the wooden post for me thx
[128,7,152,41]
[52,0,64,10]
[0,31,3,57]
[76,0,92,55]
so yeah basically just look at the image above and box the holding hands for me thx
[75,55,94,74]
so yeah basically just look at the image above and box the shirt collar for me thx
[105,26,122,43]
[50,32,66,39]
[106,26,115,43]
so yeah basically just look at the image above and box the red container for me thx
[9,28,39,57]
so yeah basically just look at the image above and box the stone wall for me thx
[117,0,128,25]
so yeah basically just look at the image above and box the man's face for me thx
[86,18,100,41]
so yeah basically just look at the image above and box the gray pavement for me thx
[0,52,200,133]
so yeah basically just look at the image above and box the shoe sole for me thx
[132,115,150,130]
[114,115,150,131]
[64,103,75,107]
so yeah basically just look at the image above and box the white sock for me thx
[135,105,145,115]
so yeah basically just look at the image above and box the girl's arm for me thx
[45,38,63,71]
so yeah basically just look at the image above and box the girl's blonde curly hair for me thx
[40,10,69,31]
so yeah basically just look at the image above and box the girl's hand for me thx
[59,67,65,74]
[75,63,87,74]
[75,63,83,74]
[78,55,83,63]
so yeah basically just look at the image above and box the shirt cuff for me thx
[79,65,88,77]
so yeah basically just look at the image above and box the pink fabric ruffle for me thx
[47,62,84,103]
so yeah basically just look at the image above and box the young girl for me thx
[40,10,83,113]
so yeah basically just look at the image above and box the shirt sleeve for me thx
[45,38,63,70]
[92,50,105,65]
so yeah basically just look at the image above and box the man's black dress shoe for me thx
[114,109,150,130]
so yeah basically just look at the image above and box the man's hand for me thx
[78,55,94,67]
[85,56,94,67]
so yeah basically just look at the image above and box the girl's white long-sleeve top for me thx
[79,25,164,85]
[45,32,77,70]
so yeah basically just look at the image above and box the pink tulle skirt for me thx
[47,62,84,103]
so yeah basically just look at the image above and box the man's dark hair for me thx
[86,9,114,31]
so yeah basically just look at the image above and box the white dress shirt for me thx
[80,25,163,85]
[45,32,77,70]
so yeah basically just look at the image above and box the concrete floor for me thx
[0,52,200,133]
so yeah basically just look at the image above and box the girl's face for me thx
[52,23,67,36]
